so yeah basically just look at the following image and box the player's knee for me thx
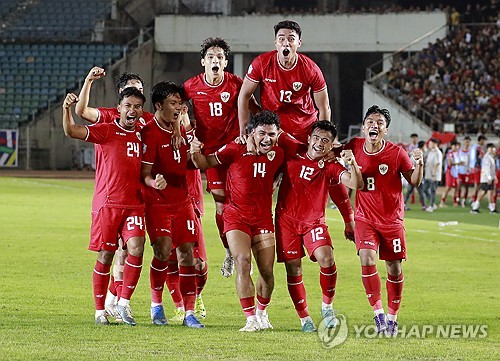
[233,253,251,272]
[98,250,114,265]
[259,266,274,282]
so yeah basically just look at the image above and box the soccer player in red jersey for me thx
[190,110,284,332]
[75,67,185,320]
[344,105,423,337]
[62,88,147,326]
[237,20,331,144]
[165,107,209,322]
[184,37,260,278]
[237,20,354,241]
[75,67,155,320]
[141,81,204,328]
[275,121,363,332]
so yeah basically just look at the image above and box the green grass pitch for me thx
[0,176,498,360]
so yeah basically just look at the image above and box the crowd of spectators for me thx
[243,0,498,20]
[375,24,499,135]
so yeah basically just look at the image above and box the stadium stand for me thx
[371,24,499,136]
[1,0,110,41]
[0,43,123,126]
[0,0,123,128]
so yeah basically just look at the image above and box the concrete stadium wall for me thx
[155,12,447,53]
[363,82,432,143]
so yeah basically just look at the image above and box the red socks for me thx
[150,256,169,304]
[387,272,404,315]
[215,212,229,249]
[166,263,183,308]
[320,264,337,304]
[361,265,382,310]
[287,275,309,318]
[196,263,208,296]
[121,254,143,301]
[179,265,196,312]
[93,261,111,311]
[239,296,256,318]
[256,294,271,312]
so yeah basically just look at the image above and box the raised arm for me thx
[238,78,259,136]
[75,66,105,123]
[339,149,364,190]
[313,88,331,121]
[403,148,424,187]
[62,93,88,140]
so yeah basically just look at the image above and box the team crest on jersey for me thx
[267,150,276,161]
[136,132,141,141]
[247,64,253,74]
[293,82,302,91]
[318,159,324,169]
[220,92,230,103]
[379,164,388,175]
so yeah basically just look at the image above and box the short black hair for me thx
[410,133,418,138]
[429,138,440,144]
[363,105,391,128]
[116,72,144,92]
[478,135,487,142]
[200,37,230,58]
[450,141,459,146]
[151,81,183,111]
[311,120,337,140]
[274,20,302,39]
[118,87,146,105]
[417,140,426,149]
[464,136,471,141]
[486,143,495,149]
[249,110,280,131]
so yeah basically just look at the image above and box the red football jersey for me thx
[245,51,327,142]
[344,137,413,226]
[141,119,194,207]
[215,142,285,224]
[276,151,345,224]
[183,72,242,154]
[85,120,143,211]
[97,107,154,128]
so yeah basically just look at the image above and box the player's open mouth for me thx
[126,115,136,122]
[313,145,323,152]
[282,49,290,57]
[212,66,220,73]
[369,129,379,140]
[260,141,272,151]
[173,112,180,119]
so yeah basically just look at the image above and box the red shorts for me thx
[471,168,480,184]
[355,220,407,261]
[168,215,207,261]
[223,205,274,238]
[458,173,473,185]
[187,169,204,217]
[205,165,228,192]
[145,202,198,248]
[275,214,332,263]
[89,206,145,252]
[445,171,458,188]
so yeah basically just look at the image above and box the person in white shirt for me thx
[423,138,443,212]
[471,143,498,214]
